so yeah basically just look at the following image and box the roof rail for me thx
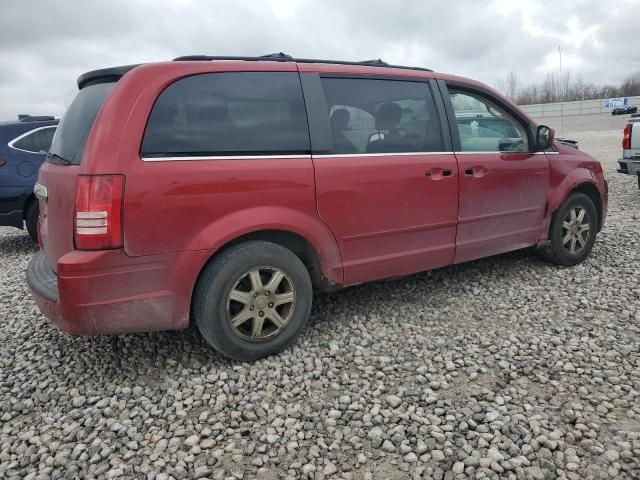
[172,53,432,72]
[18,115,55,122]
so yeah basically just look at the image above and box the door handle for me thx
[426,168,453,180]
[464,166,489,178]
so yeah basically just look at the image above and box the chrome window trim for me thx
[315,151,454,158]
[142,154,312,162]
[141,151,557,161]
[454,151,557,155]
[8,125,57,154]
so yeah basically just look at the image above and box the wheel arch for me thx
[548,177,604,234]
[190,225,342,304]
[216,229,338,291]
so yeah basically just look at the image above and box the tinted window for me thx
[12,126,56,153]
[320,77,443,154]
[448,90,529,152]
[141,72,310,156]
[50,82,115,164]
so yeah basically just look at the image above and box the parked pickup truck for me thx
[618,113,640,189]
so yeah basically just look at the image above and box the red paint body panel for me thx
[34,248,211,334]
[454,152,549,263]
[29,60,608,337]
[313,153,458,285]
[37,163,80,271]
[547,142,608,227]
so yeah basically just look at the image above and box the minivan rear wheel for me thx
[194,241,312,361]
[538,192,598,266]
[25,201,39,243]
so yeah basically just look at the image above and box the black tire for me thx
[194,241,312,361]
[538,192,598,266]
[25,201,39,243]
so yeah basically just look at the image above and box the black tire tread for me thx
[193,241,312,361]
[25,201,38,243]
[538,192,597,267]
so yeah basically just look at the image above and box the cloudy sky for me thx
[1,0,639,120]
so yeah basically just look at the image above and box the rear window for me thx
[140,72,310,157]
[49,82,115,164]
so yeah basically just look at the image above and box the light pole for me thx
[559,45,564,136]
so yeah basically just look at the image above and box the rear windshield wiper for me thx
[44,151,72,165]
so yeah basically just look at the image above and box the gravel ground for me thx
[1,113,639,479]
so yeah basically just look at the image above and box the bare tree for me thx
[504,69,640,105]
[505,71,519,101]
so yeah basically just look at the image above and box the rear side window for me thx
[320,77,443,154]
[141,72,310,157]
[10,126,56,153]
[50,82,115,164]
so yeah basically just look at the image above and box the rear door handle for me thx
[426,168,453,180]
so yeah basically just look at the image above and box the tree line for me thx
[496,71,640,105]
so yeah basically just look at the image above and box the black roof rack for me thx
[18,115,55,122]
[77,53,432,90]
[172,53,432,72]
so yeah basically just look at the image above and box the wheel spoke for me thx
[562,232,572,245]
[570,209,577,222]
[273,291,295,306]
[268,310,285,328]
[579,223,590,232]
[229,289,253,305]
[577,209,586,223]
[570,237,577,254]
[562,221,572,230]
[265,270,284,293]
[576,234,586,247]
[226,266,295,342]
[231,308,254,327]
[249,269,263,291]
[251,316,264,338]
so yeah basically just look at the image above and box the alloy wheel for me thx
[561,206,591,255]
[226,266,296,341]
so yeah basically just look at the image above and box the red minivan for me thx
[27,54,608,360]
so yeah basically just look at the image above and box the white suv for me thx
[618,113,640,189]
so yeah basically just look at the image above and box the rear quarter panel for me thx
[82,62,343,285]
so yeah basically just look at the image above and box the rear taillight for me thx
[0,159,6,168]
[622,124,632,150]
[74,175,124,250]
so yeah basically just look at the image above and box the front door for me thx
[308,75,459,285]
[443,86,549,264]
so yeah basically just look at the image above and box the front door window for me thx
[448,90,529,152]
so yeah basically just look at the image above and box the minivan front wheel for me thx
[194,241,312,361]
[539,192,598,266]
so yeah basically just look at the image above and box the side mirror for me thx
[536,125,554,150]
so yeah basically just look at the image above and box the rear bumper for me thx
[27,248,212,335]
[618,158,640,176]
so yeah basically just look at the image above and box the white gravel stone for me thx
[385,394,402,408]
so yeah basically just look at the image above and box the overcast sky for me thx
[1,0,639,120]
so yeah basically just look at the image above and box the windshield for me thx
[49,82,115,164]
